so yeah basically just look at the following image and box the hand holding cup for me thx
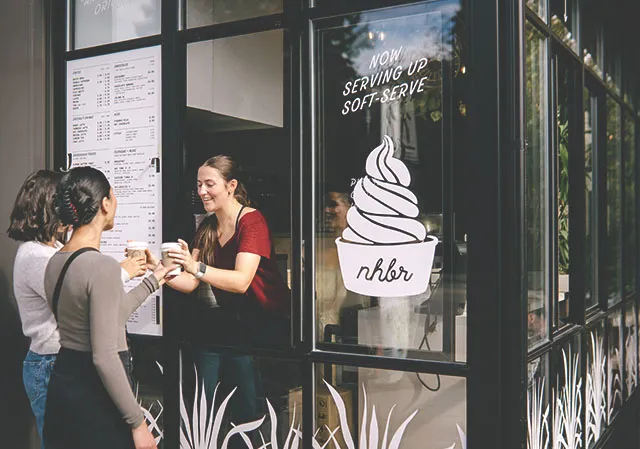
[161,243,183,277]
[166,239,198,276]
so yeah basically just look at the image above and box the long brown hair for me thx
[7,170,62,243]
[193,155,250,266]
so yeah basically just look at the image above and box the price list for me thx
[67,46,163,336]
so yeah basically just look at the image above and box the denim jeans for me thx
[193,349,262,449]
[23,350,56,448]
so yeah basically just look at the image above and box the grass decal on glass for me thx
[178,363,463,449]
[527,378,549,449]
[586,331,606,448]
[625,326,638,397]
[607,348,623,424]
[552,347,582,449]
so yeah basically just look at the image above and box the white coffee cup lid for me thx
[127,241,148,249]
[161,242,181,250]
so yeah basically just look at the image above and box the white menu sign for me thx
[66,46,162,336]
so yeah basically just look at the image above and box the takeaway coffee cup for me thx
[126,241,148,263]
[161,242,182,276]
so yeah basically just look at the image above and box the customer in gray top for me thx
[7,169,150,449]
[42,166,174,449]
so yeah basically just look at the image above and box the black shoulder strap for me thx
[235,205,246,230]
[52,247,99,320]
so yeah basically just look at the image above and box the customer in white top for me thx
[7,169,148,447]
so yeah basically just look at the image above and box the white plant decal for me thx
[136,361,164,446]
[607,347,623,424]
[179,364,302,449]
[443,424,466,449]
[179,365,464,449]
[552,348,582,449]
[335,135,437,297]
[527,378,549,449]
[318,380,418,449]
[625,322,638,396]
[585,330,606,448]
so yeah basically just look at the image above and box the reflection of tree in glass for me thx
[132,0,161,38]
[186,0,282,26]
[606,97,621,302]
[623,112,636,294]
[524,23,549,345]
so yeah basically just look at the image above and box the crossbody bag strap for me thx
[52,247,99,320]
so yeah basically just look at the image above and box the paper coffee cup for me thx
[126,241,148,263]
[161,242,182,276]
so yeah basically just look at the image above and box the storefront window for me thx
[607,310,623,422]
[315,364,466,449]
[550,0,577,52]
[313,1,466,362]
[606,96,622,307]
[526,23,549,347]
[584,88,596,309]
[179,347,302,448]
[555,54,571,326]
[178,29,292,352]
[623,112,636,297]
[186,0,282,28]
[74,0,161,49]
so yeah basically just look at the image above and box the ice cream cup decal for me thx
[336,135,438,297]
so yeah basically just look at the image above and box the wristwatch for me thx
[194,262,207,279]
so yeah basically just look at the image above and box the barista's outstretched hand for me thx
[168,239,199,276]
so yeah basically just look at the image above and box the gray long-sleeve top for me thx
[44,250,159,428]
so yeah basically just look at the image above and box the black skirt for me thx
[43,348,136,449]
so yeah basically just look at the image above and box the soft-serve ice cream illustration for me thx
[336,135,438,296]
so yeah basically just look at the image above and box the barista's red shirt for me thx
[212,210,289,315]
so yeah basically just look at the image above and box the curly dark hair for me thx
[55,166,111,227]
[7,170,63,243]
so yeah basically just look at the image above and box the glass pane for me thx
[175,30,291,351]
[624,303,638,398]
[623,112,636,296]
[607,310,623,422]
[605,41,620,94]
[314,1,468,362]
[179,345,302,448]
[556,56,571,326]
[606,97,622,307]
[584,88,596,309]
[586,321,607,448]
[74,0,161,50]
[527,355,550,449]
[130,338,165,447]
[316,364,466,449]
[526,23,550,347]
[552,336,582,449]
[550,0,577,52]
[186,0,282,28]
[526,0,547,22]
[581,1,602,76]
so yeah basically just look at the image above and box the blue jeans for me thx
[194,350,261,425]
[23,350,56,448]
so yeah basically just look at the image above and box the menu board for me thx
[66,46,162,336]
